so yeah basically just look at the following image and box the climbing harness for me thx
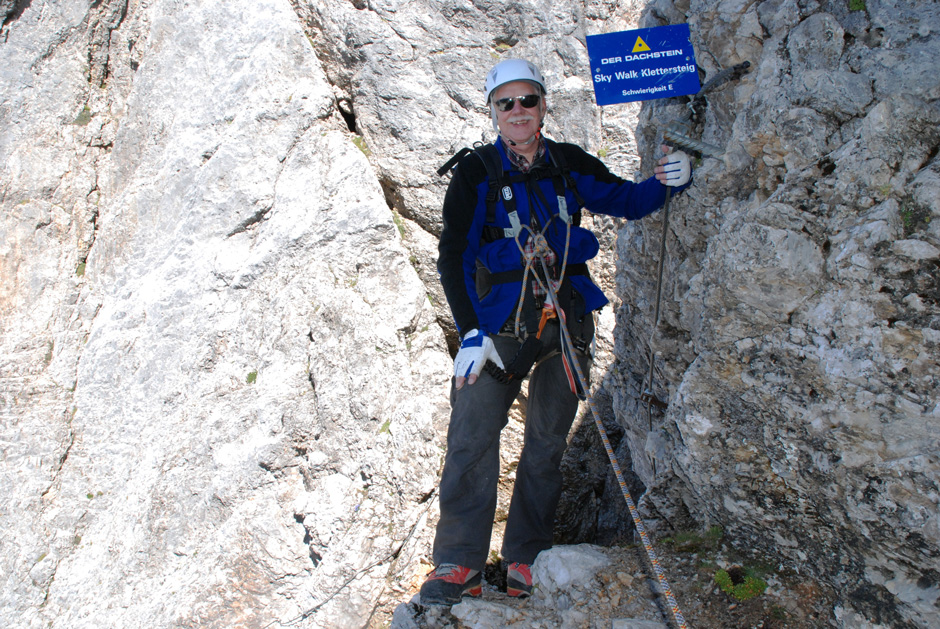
[510,223,589,398]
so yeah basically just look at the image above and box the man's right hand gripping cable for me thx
[453,329,505,389]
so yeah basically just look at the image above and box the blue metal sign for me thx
[586,24,700,105]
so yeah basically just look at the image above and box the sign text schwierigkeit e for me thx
[586,24,700,106]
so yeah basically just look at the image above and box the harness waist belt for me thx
[484,262,589,286]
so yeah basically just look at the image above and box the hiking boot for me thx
[506,562,533,598]
[419,564,482,606]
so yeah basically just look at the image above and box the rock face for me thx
[613,1,940,627]
[1,1,450,627]
[0,1,937,629]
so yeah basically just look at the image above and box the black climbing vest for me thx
[438,140,597,378]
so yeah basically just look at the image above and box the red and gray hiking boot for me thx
[419,563,482,606]
[506,562,533,598]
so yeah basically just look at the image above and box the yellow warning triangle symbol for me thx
[632,36,651,53]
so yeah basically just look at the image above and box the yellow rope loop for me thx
[512,224,539,336]
[537,214,573,288]
[512,223,535,258]
[511,224,555,335]
[506,205,571,340]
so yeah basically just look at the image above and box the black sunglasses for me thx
[494,94,541,112]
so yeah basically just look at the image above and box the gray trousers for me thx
[432,320,591,569]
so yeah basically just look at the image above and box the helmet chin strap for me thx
[504,132,537,147]
[501,122,544,147]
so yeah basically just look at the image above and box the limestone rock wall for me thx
[611,1,940,627]
[1,1,450,627]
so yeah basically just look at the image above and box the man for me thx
[420,58,691,606]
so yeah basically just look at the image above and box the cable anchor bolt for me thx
[640,389,668,410]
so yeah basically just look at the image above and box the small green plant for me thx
[663,525,723,553]
[899,201,931,237]
[86,493,94,500]
[900,205,915,231]
[246,371,258,384]
[379,419,391,434]
[848,0,866,11]
[392,211,406,238]
[76,262,86,277]
[714,566,768,601]
[352,135,371,157]
[597,147,609,158]
[72,105,92,126]
[705,525,723,543]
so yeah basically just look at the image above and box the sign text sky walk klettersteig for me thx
[586,24,700,106]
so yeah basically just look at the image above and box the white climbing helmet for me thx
[483,59,546,105]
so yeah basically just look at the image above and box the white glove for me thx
[453,329,504,386]
[661,150,691,187]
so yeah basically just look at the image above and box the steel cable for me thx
[538,220,690,629]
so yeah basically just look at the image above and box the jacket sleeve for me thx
[437,154,488,335]
[556,143,685,219]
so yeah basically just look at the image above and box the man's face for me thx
[492,80,546,146]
